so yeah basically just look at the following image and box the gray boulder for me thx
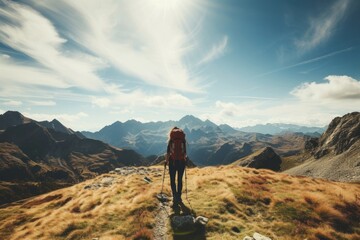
[243,232,272,240]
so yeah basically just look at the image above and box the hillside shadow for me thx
[170,202,207,240]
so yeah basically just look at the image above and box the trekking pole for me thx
[184,161,194,214]
[160,161,166,194]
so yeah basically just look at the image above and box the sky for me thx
[0,0,359,131]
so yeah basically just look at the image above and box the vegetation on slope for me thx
[0,166,359,240]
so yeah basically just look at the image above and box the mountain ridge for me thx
[0,112,146,204]
[238,123,326,135]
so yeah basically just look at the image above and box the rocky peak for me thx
[315,112,360,157]
[238,147,282,171]
[178,115,204,128]
[0,111,32,130]
[38,118,75,135]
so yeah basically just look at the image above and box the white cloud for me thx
[0,1,106,92]
[91,97,111,108]
[206,100,339,128]
[28,100,56,106]
[204,75,360,128]
[32,0,203,93]
[91,91,193,110]
[198,35,228,65]
[146,93,193,108]
[295,0,349,51]
[215,100,263,118]
[24,112,88,126]
[2,100,23,106]
[291,75,360,101]
[0,55,70,90]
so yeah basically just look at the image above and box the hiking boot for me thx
[171,202,179,208]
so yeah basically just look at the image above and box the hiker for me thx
[166,127,187,207]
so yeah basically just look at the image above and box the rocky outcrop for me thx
[236,147,282,171]
[285,112,360,182]
[304,137,319,153]
[315,112,360,158]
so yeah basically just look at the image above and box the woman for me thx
[166,127,187,207]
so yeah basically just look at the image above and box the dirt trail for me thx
[153,200,171,240]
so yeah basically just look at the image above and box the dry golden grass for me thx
[0,166,359,240]
[0,170,161,240]
[187,166,360,240]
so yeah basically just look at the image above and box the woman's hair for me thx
[167,126,179,144]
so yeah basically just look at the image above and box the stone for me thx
[253,232,272,240]
[243,237,253,240]
[170,215,195,232]
[143,176,152,183]
[156,193,169,202]
[195,216,208,226]
[101,177,114,186]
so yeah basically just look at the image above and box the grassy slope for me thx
[0,166,359,240]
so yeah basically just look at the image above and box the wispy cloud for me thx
[91,97,111,108]
[0,1,106,91]
[0,0,207,115]
[256,47,353,77]
[24,112,88,124]
[198,35,228,65]
[295,0,350,51]
[2,100,22,106]
[28,100,56,106]
[31,0,203,93]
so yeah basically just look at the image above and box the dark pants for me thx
[169,160,186,201]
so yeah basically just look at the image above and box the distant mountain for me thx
[0,111,85,138]
[238,123,325,135]
[81,115,224,159]
[0,112,146,204]
[0,110,32,130]
[82,115,308,166]
[233,147,282,171]
[285,112,360,182]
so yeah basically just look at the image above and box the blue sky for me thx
[0,0,359,131]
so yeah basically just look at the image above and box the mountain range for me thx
[1,110,359,205]
[238,123,326,136]
[81,115,310,167]
[81,112,360,182]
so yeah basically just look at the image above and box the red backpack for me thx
[169,128,186,161]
